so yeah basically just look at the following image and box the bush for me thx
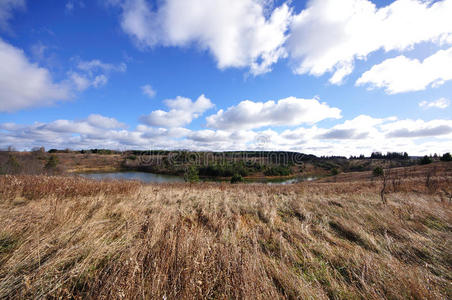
[331,168,339,176]
[373,167,384,177]
[184,166,199,182]
[3,154,22,174]
[230,174,244,184]
[264,165,291,176]
[45,155,59,170]
[440,152,452,162]
[419,155,432,165]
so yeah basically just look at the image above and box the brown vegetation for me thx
[0,170,451,299]
[0,151,123,175]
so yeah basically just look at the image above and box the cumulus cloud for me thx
[0,0,25,31]
[141,84,156,98]
[287,0,452,84]
[2,114,452,155]
[356,47,452,94]
[419,97,450,109]
[383,119,452,138]
[112,0,292,75]
[69,58,126,91]
[92,74,108,88]
[108,0,452,82]
[318,129,368,140]
[318,114,395,139]
[86,114,125,129]
[205,97,341,130]
[0,38,71,112]
[0,38,127,111]
[140,94,214,127]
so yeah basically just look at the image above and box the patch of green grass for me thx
[0,233,17,255]
[422,216,448,231]
[277,207,305,223]
[259,237,281,257]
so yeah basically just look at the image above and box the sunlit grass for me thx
[0,173,450,299]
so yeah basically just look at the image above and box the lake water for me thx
[79,171,184,183]
[79,172,316,184]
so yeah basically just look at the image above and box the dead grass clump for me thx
[0,175,140,201]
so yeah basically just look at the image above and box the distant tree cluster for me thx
[419,155,433,165]
[263,165,292,176]
[48,149,121,155]
[370,152,409,160]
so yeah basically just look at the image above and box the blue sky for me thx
[0,0,451,155]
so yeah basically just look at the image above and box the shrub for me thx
[419,155,432,165]
[331,168,339,176]
[184,166,199,182]
[440,152,452,162]
[373,167,384,177]
[45,155,59,170]
[264,165,291,176]
[4,154,21,174]
[230,174,244,184]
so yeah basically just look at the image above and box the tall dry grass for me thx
[0,175,451,299]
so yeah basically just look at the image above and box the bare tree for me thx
[380,168,390,205]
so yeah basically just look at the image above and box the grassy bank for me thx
[0,173,451,299]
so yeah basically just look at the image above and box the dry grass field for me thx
[0,165,451,299]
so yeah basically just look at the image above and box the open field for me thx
[0,163,451,299]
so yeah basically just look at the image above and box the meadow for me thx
[0,162,451,299]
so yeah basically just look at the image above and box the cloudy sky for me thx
[0,0,452,156]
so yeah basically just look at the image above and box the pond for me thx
[265,176,317,185]
[79,171,185,183]
[79,172,317,184]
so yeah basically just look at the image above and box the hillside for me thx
[0,169,451,299]
[0,150,431,181]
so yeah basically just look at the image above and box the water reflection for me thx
[79,172,184,183]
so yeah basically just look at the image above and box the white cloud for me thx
[65,2,74,13]
[86,114,125,129]
[2,113,452,155]
[356,47,452,94]
[205,97,341,130]
[140,94,214,127]
[93,74,108,87]
[0,0,25,31]
[141,84,156,98]
[382,119,452,138]
[0,38,127,112]
[69,58,126,91]
[113,0,292,75]
[77,59,127,73]
[0,38,71,112]
[69,72,91,91]
[65,1,85,13]
[108,0,452,82]
[287,0,452,84]
[419,97,450,109]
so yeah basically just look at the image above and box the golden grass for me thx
[0,175,451,299]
